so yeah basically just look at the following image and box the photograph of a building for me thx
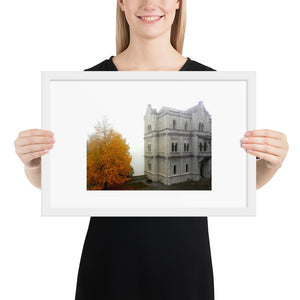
[144,101,212,186]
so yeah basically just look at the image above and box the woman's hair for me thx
[116,0,186,55]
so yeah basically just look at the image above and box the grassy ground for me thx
[87,178,211,191]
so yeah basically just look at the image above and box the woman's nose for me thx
[140,0,158,11]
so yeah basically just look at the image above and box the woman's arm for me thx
[24,163,42,189]
[241,129,289,189]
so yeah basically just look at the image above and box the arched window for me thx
[174,165,177,174]
[186,164,188,172]
[175,143,178,152]
[171,143,174,152]
[185,122,188,130]
[148,144,151,152]
[173,120,176,129]
[199,122,201,131]
[187,143,189,152]
[148,163,152,171]
[200,143,202,152]
[184,143,186,152]
[204,142,207,151]
[148,124,152,132]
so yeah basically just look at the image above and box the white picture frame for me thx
[41,71,256,216]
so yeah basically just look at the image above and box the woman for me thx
[14,0,289,299]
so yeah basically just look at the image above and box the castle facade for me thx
[144,101,212,186]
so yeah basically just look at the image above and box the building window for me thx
[148,163,151,171]
[172,142,178,152]
[185,122,188,130]
[199,122,204,131]
[148,144,151,152]
[184,142,189,152]
[148,124,152,132]
[173,120,176,129]
[204,142,207,151]
[186,164,188,172]
[174,165,176,174]
[199,143,202,152]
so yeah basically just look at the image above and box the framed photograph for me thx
[41,71,256,216]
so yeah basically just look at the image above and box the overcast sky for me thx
[81,80,246,176]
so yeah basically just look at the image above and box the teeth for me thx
[141,16,161,21]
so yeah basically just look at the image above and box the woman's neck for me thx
[114,34,186,71]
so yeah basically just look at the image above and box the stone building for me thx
[144,101,212,186]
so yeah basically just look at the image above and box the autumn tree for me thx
[87,118,133,190]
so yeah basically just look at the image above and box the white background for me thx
[1,0,299,299]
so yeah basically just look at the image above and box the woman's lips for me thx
[137,15,164,24]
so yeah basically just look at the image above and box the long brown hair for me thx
[116,0,186,55]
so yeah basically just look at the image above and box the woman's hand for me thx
[241,129,289,170]
[14,129,55,169]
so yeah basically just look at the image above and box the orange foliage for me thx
[87,125,132,189]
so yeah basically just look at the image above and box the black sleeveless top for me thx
[75,56,215,300]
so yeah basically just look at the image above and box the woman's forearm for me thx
[24,164,41,189]
[256,159,279,190]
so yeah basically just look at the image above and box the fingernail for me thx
[48,131,54,137]
[245,131,252,137]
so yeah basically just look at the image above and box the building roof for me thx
[154,101,206,114]
[145,101,211,118]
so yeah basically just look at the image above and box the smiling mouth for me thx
[137,15,164,21]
